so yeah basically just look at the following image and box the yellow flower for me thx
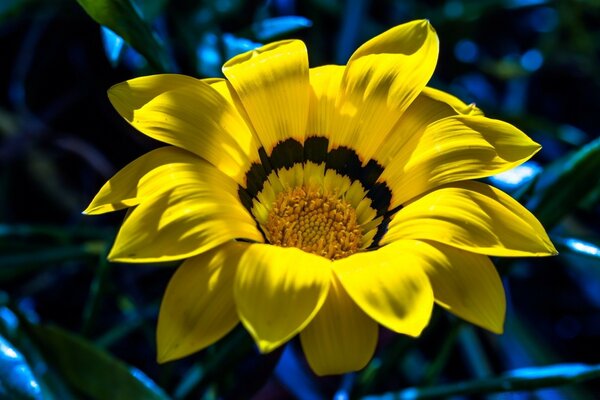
[85,20,556,375]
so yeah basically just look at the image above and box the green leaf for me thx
[0,0,36,23]
[0,334,43,400]
[527,137,600,230]
[361,363,600,399]
[0,243,103,282]
[30,325,170,400]
[75,0,171,71]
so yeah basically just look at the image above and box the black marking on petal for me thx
[326,146,362,181]
[362,159,384,188]
[268,138,304,170]
[367,183,392,217]
[370,204,403,248]
[304,136,329,164]
[237,187,254,215]
[326,146,385,189]
[326,145,389,216]
[258,147,272,175]
[386,204,403,217]
[238,136,394,223]
[370,215,391,249]
[244,162,269,199]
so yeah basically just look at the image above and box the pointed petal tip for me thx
[156,337,177,364]
[240,314,305,355]
[546,243,559,256]
[536,235,558,256]
[418,18,433,28]
[255,338,281,354]
[156,343,188,364]
[405,325,427,338]
[491,323,504,335]
[156,351,173,364]
[233,244,331,360]
[81,205,100,215]
[106,246,118,260]
[106,247,148,263]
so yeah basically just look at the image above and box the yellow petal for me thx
[157,242,247,362]
[374,86,481,166]
[393,240,505,333]
[233,244,331,353]
[383,181,557,257]
[85,146,205,215]
[222,40,310,154]
[300,275,378,376]
[108,179,264,263]
[306,65,344,139]
[420,86,483,117]
[325,20,438,161]
[333,244,434,336]
[381,115,542,207]
[108,74,260,185]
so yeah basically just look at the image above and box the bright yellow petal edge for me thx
[85,19,557,376]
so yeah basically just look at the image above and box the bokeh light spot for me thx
[444,0,464,18]
[454,39,479,63]
[530,7,558,32]
[489,162,541,188]
[521,49,544,71]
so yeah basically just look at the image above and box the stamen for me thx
[265,187,362,260]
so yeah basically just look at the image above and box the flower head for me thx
[85,20,556,375]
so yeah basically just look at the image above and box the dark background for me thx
[1,0,599,399]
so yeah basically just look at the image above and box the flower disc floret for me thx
[265,186,362,260]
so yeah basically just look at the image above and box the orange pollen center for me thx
[265,186,362,260]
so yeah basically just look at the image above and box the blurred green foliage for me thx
[1,0,599,398]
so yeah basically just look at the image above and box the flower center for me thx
[265,186,362,260]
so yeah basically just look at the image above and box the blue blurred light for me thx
[489,162,542,188]
[564,238,600,257]
[122,47,147,70]
[252,16,312,41]
[0,339,18,359]
[453,73,497,106]
[0,307,19,333]
[558,124,588,146]
[520,49,543,71]
[129,367,169,397]
[0,335,41,397]
[333,373,355,400]
[101,27,146,69]
[507,0,547,8]
[454,39,479,63]
[222,33,261,59]
[529,7,558,32]
[274,345,323,400]
[334,391,350,400]
[444,0,464,18]
[214,0,235,13]
[17,298,39,324]
[196,33,222,77]
[101,27,125,67]
[506,363,591,379]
